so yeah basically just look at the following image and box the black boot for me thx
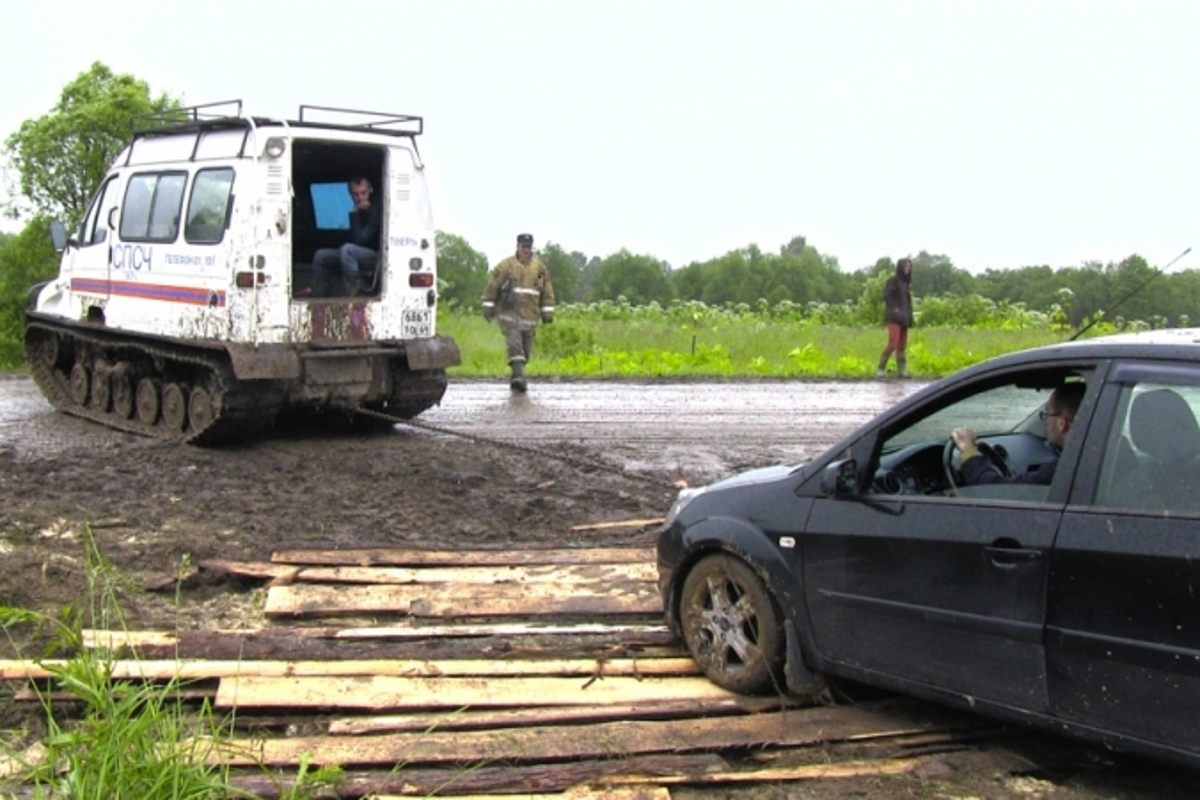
[510,361,527,393]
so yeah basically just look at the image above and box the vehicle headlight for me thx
[664,486,705,528]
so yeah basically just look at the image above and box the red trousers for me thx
[881,323,908,357]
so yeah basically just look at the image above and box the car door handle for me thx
[984,546,1042,570]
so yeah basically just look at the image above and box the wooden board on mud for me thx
[3,546,1031,798]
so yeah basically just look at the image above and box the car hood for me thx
[708,463,798,490]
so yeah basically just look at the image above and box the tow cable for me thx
[350,405,682,492]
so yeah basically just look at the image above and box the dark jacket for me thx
[883,266,913,327]
[962,453,1057,485]
[348,201,382,250]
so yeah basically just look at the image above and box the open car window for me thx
[884,384,1055,452]
[867,369,1091,500]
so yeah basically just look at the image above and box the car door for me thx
[66,176,122,300]
[1048,361,1200,754]
[803,366,1096,711]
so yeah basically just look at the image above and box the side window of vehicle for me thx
[79,177,121,247]
[119,172,188,242]
[1095,382,1200,513]
[185,168,235,244]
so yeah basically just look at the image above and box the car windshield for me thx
[885,384,1055,452]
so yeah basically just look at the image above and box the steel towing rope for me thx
[349,404,682,492]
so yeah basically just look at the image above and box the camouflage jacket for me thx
[481,255,556,332]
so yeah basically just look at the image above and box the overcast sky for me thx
[2,0,1197,274]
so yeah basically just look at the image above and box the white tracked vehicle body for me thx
[24,102,461,443]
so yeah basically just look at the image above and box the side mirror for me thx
[49,221,69,252]
[820,457,859,497]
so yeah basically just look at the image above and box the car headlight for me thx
[664,486,705,528]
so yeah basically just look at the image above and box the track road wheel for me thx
[91,360,111,412]
[680,554,786,695]
[161,383,189,432]
[187,386,215,434]
[111,365,135,419]
[136,378,162,425]
[69,363,90,407]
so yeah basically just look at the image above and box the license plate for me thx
[401,308,433,337]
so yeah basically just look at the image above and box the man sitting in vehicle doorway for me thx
[952,382,1085,485]
[311,176,381,297]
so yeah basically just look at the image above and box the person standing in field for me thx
[876,257,914,378]
[481,233,556,393]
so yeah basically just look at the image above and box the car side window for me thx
[866,370,1091,502]
[1095,382,1200,513]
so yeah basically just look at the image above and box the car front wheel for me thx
[679,554,785,695]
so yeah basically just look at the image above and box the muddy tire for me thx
[69,363,90,407]
[680,554,786,695]
[187,387,215,434]
[162,383,189,432]
[136,378,162,425]
[112,365,135,419]
[91,360,112,412]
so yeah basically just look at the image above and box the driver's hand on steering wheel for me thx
[952,426,981,458]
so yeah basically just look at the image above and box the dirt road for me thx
[1,373,1196,798]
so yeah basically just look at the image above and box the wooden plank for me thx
[327,697,785,735]
[215,673,736,710]
[0,657,697,682]
[0,743,47,780]
[263,582,662,618]
[385,789,671,800]
[207,702,963,766]
[84,621,672,650]
[569,519,665,532]
[199,561,658,586]
[223,755,728,799]
[300,563,656,586]
[197,559,296,580]
[81,626,681,662]
[609,758,924,785]
[270,547,656,567]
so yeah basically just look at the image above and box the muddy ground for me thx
[1,373,1197,799]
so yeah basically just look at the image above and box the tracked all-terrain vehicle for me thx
[24,101,461,444]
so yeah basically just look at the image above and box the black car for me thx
[657,328,1200,769]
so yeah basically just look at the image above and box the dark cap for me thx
[516,233,534,246]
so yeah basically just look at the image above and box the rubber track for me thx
[25,320,280,445]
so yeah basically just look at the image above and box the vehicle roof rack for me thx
[129,101,423,141]
[297,105,423,136]
[132,100,245,133]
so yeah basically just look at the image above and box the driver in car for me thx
[952,382,1085,485]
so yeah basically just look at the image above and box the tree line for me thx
[2,63,1195,368]
[440,232,1197,332]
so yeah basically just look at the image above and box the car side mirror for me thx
[49,221,69,252]
[821,457,859,497]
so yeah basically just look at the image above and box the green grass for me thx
[439,312,1070,379]
[0,531,344,800]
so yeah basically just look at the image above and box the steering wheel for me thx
[943,437,1012,490]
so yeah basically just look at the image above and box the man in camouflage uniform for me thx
[481,233,556,392]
